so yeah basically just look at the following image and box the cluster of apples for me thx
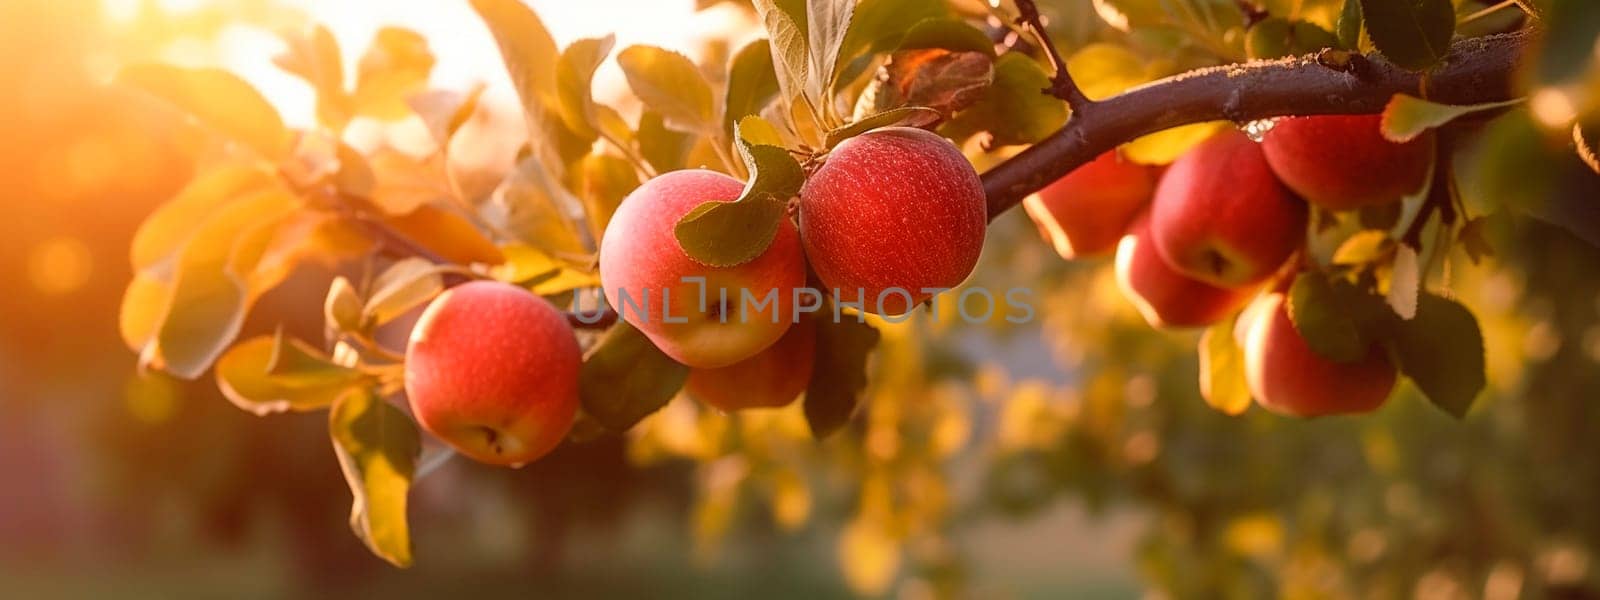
[1026,114,1431,417]
[403,127,987,467]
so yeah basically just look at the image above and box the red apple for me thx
[1261,114,1433,211]
[686,315,816,411]
[600,169,806,368]
[1243,292,1397,417]
[405,280,580,467]
[1149,129,1307,287]
[1024,150,1156,259]
[799,127,987,315]
[1115,214,1256,328]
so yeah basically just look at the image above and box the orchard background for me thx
[3,0,1600,596]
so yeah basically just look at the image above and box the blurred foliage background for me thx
[2,0,1599,597]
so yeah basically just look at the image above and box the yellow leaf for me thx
[469,0,560,116]
[1066,43,1147,101]
[329,388,420,567]
[490,158,592,264]
[1199,314,1252,416]
[151,190,300,379]
[576,152,640,240]
[383,205,505,266]
[274,25,353,129]
[119,271,171,353]
[492,243,562,283]
[353,27,436,120]
[216,333,371,416]
[531,269,600,296]
[119,64,291,159]
[302,215,380,265]
[1123,121,1227,166]
[364,258,447,325]
[364,148,456,216]
[130,165,278,271]
[616,45,717,133]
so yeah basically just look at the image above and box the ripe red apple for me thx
[1261,114,1433,211]
[1242,292,1397,417]
[799,127,987,315]
[600,169,806,368]
[1023,150,1156,259]
[686,315,816,411]
[1115,214,1256,328]
[405,280,580,467]
[1149,129,1306,288]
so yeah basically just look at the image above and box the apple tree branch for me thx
[979,29,1533,220]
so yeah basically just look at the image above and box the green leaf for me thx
[753,0,811,113]
[897,18,996,56]
[325,276,366,334]
[1336,0,1363,51]
[469,0,560,114]
[1287,273,1367,363]
[579,322,690,431]
[119,64,290,159]
[329,387,420,567]
[673,194,789,268]
[364,258,446,326]
[804,309,879,439]
[725,40,781,138]
[1380,94,1524,143]
[638,110,694,173]
[1198,313,1251,415]
[673,119,804,267]
[1386,293,1486,418]
[806,0,855,105]
[824,107,942,149]
[1357,0,1454,71]
[941,53,1068,147]
[555,35,616,140]
[617,45,718,134]
[149,190,300,379]
[216,332,370,416]
[837,0,949,63]
[1245,17,1338,60]
[1528,0,1600,88]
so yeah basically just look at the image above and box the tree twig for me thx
[979,30,1532,221]
[1012,0,1090,110]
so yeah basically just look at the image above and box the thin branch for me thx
[979,30,1532,220]
[1012,0,1090,110]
